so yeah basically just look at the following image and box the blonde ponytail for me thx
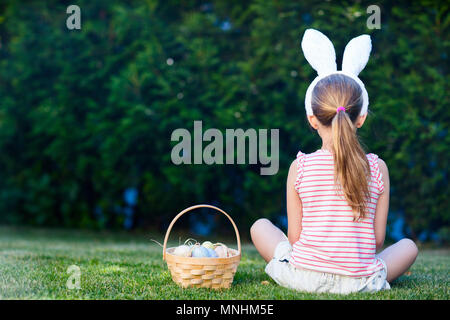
[311,74,371,220]
[331,109,370,220]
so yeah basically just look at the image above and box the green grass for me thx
[0,226,448,299]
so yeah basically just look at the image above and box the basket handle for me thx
[162,204,241,261]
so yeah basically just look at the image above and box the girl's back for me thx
[290,149,385,277]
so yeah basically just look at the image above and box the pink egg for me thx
[214,245,228,258]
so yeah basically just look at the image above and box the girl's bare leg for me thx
[377,238,419,282]
[250,218,288,263]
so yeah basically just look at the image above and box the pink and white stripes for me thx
[290,149,385,277]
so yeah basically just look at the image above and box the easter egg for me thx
[191,245,210,258]
[206,248,218,258]
[214,245,228,258]
[173,244,191,257]
[202,241,215,249]
[173,244,191,256]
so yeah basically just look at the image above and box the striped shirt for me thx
[289,149,385,277]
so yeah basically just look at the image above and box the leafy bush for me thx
[0,0,448,240]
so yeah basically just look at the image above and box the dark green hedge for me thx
[0,0,448,240]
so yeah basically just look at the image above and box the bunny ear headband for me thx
[301,29,372,116]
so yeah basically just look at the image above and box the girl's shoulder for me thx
[293,150,387,166]
[366,152,379,161]
[366,153,388,193]
[292,150,388,175]
[294,149,386,163]
[291,149,326,191]
[295,149,328,158]
[291,149,388,193]
[366,153,388,169]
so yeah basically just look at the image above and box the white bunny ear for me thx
[301,29,337,76]
[342,34,372,76]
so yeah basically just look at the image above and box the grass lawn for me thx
[0,226,448,300]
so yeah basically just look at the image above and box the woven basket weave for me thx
[163,204,241,289]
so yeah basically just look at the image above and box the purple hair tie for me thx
[337,106,346,112]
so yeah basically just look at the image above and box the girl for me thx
[250,29,418,294]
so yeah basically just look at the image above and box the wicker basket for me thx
[162,204,241,289]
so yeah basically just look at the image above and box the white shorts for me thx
[265,241,391,294]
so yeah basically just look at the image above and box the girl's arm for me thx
[287,160,303,245]
[374,158,390,251]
